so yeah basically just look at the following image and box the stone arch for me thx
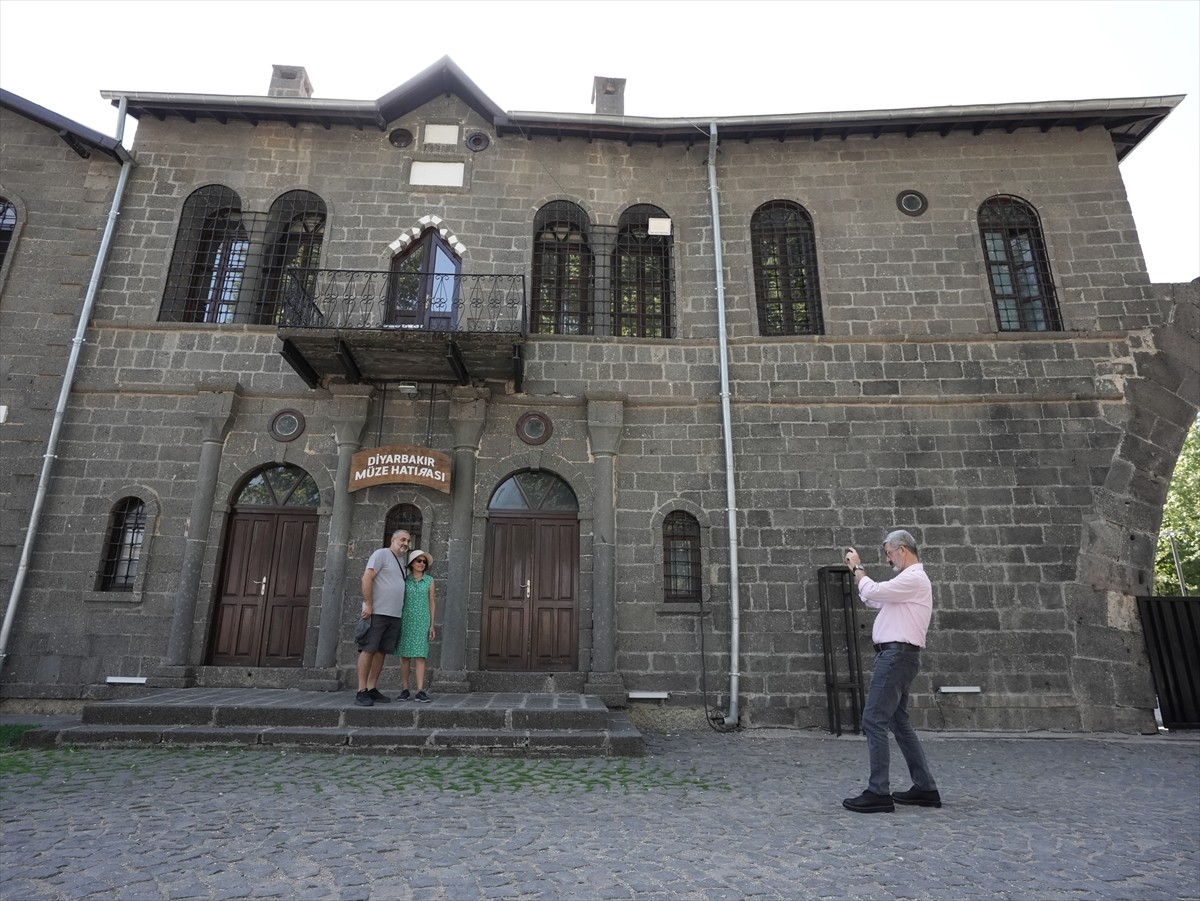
[1070,283,1200,729]
[383,214,467,262]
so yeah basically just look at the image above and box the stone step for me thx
[20,689,645,758]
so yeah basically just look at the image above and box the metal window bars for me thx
[98,498,146,592]
[161,187,327,326]
[751,200,825,336]
[978,195,1063,332]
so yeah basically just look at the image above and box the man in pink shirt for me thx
[841,530,942,813]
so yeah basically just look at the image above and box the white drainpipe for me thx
[0,99,134,674]
[707,122,741,725]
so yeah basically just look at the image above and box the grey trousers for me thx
[862,647,938,796]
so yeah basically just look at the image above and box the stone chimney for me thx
[591,76,626,116]
[268,65,314,98]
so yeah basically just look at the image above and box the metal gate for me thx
[818,565,865,735]
[1136,596,1200,729]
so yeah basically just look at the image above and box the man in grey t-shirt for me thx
[355,529,409,706]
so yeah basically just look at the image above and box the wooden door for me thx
[210,510,317,667]
[481,514,579,671]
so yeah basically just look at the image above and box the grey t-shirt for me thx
[364,547,407,618]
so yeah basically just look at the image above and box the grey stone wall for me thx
[0,107,123,651]
[1,89,1196,733]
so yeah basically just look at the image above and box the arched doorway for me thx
[208,463,320,667]
[481,470,579,671]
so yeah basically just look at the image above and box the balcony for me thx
[276,269,526,389]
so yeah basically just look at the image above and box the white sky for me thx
[1,0,1197,282]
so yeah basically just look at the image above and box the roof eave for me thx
[496,95,1185,160]
[1,88,131,163]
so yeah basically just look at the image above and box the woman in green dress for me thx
[395,549,437,702]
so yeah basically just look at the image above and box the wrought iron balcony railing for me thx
[280,269,526,334]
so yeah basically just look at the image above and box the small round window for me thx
[269,409,305,443]
[516,411,552,446]
[388,128,414,148]
[897,190,928,217]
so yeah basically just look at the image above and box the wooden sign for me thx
[348,444,451,494]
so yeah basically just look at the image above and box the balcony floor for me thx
[278,327,524,388]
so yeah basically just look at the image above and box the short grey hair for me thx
[391,529,411,541]
[884,530,919,558]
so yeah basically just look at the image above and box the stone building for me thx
[1,58,1195,732]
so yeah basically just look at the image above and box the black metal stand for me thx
[818,565,865,736]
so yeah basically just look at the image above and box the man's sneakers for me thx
[358,687,427,705]
[842,790,895,813]
[891,786,942,808]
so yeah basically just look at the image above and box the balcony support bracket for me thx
[447,338,470,385]
[336,339,363,384]
[279,339,321,389]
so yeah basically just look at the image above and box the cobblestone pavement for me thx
[1,725,1197,900]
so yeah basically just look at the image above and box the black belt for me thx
[874,641,921,652]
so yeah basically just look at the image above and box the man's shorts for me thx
[357,614,401,654]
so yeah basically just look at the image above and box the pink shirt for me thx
[856,562,932,647]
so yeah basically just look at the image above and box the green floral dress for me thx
[395,574,432,658]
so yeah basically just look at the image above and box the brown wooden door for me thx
[210,510,317,667]
[482,514,578,671]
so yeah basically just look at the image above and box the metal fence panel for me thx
[1136,596,1200,729]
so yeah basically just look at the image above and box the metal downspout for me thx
[0,99,133,674]
[707,122,741,725]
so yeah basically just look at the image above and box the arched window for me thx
[663,511,701,602]
[97,497,146,592]
[488,471,578,512]
[532,201,594,335]
[613,204,673,338]
[256,190,326,325]
[751,200,824,336]
[383,503,423,549]
[161,185,248,324]
[0,197,16,274]
[387,228,461,329]
[978,195,1062,331]
[235,463,320,507]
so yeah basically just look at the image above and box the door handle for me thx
[521,579,531,600]
[251,577,267,597]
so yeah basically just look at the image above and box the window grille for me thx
[161,186,326,325]
[98,497,146,592]
[977,195,1062,331]
[663,511,701,602]
[751,200,824,336]
[383,503,423,549]
[613,204,673,338]
[257,191,326,325]
[0,197,16,273]
[532,201,594,335]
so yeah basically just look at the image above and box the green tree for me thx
[1155,415,1200,595]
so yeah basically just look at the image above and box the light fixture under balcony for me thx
[396,383,418,396]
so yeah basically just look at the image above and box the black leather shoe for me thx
[842,790,894,813]
[892,787,942,808]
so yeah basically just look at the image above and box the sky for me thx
[1,0,1197,283]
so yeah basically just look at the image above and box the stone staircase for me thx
[17,688,646,758]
